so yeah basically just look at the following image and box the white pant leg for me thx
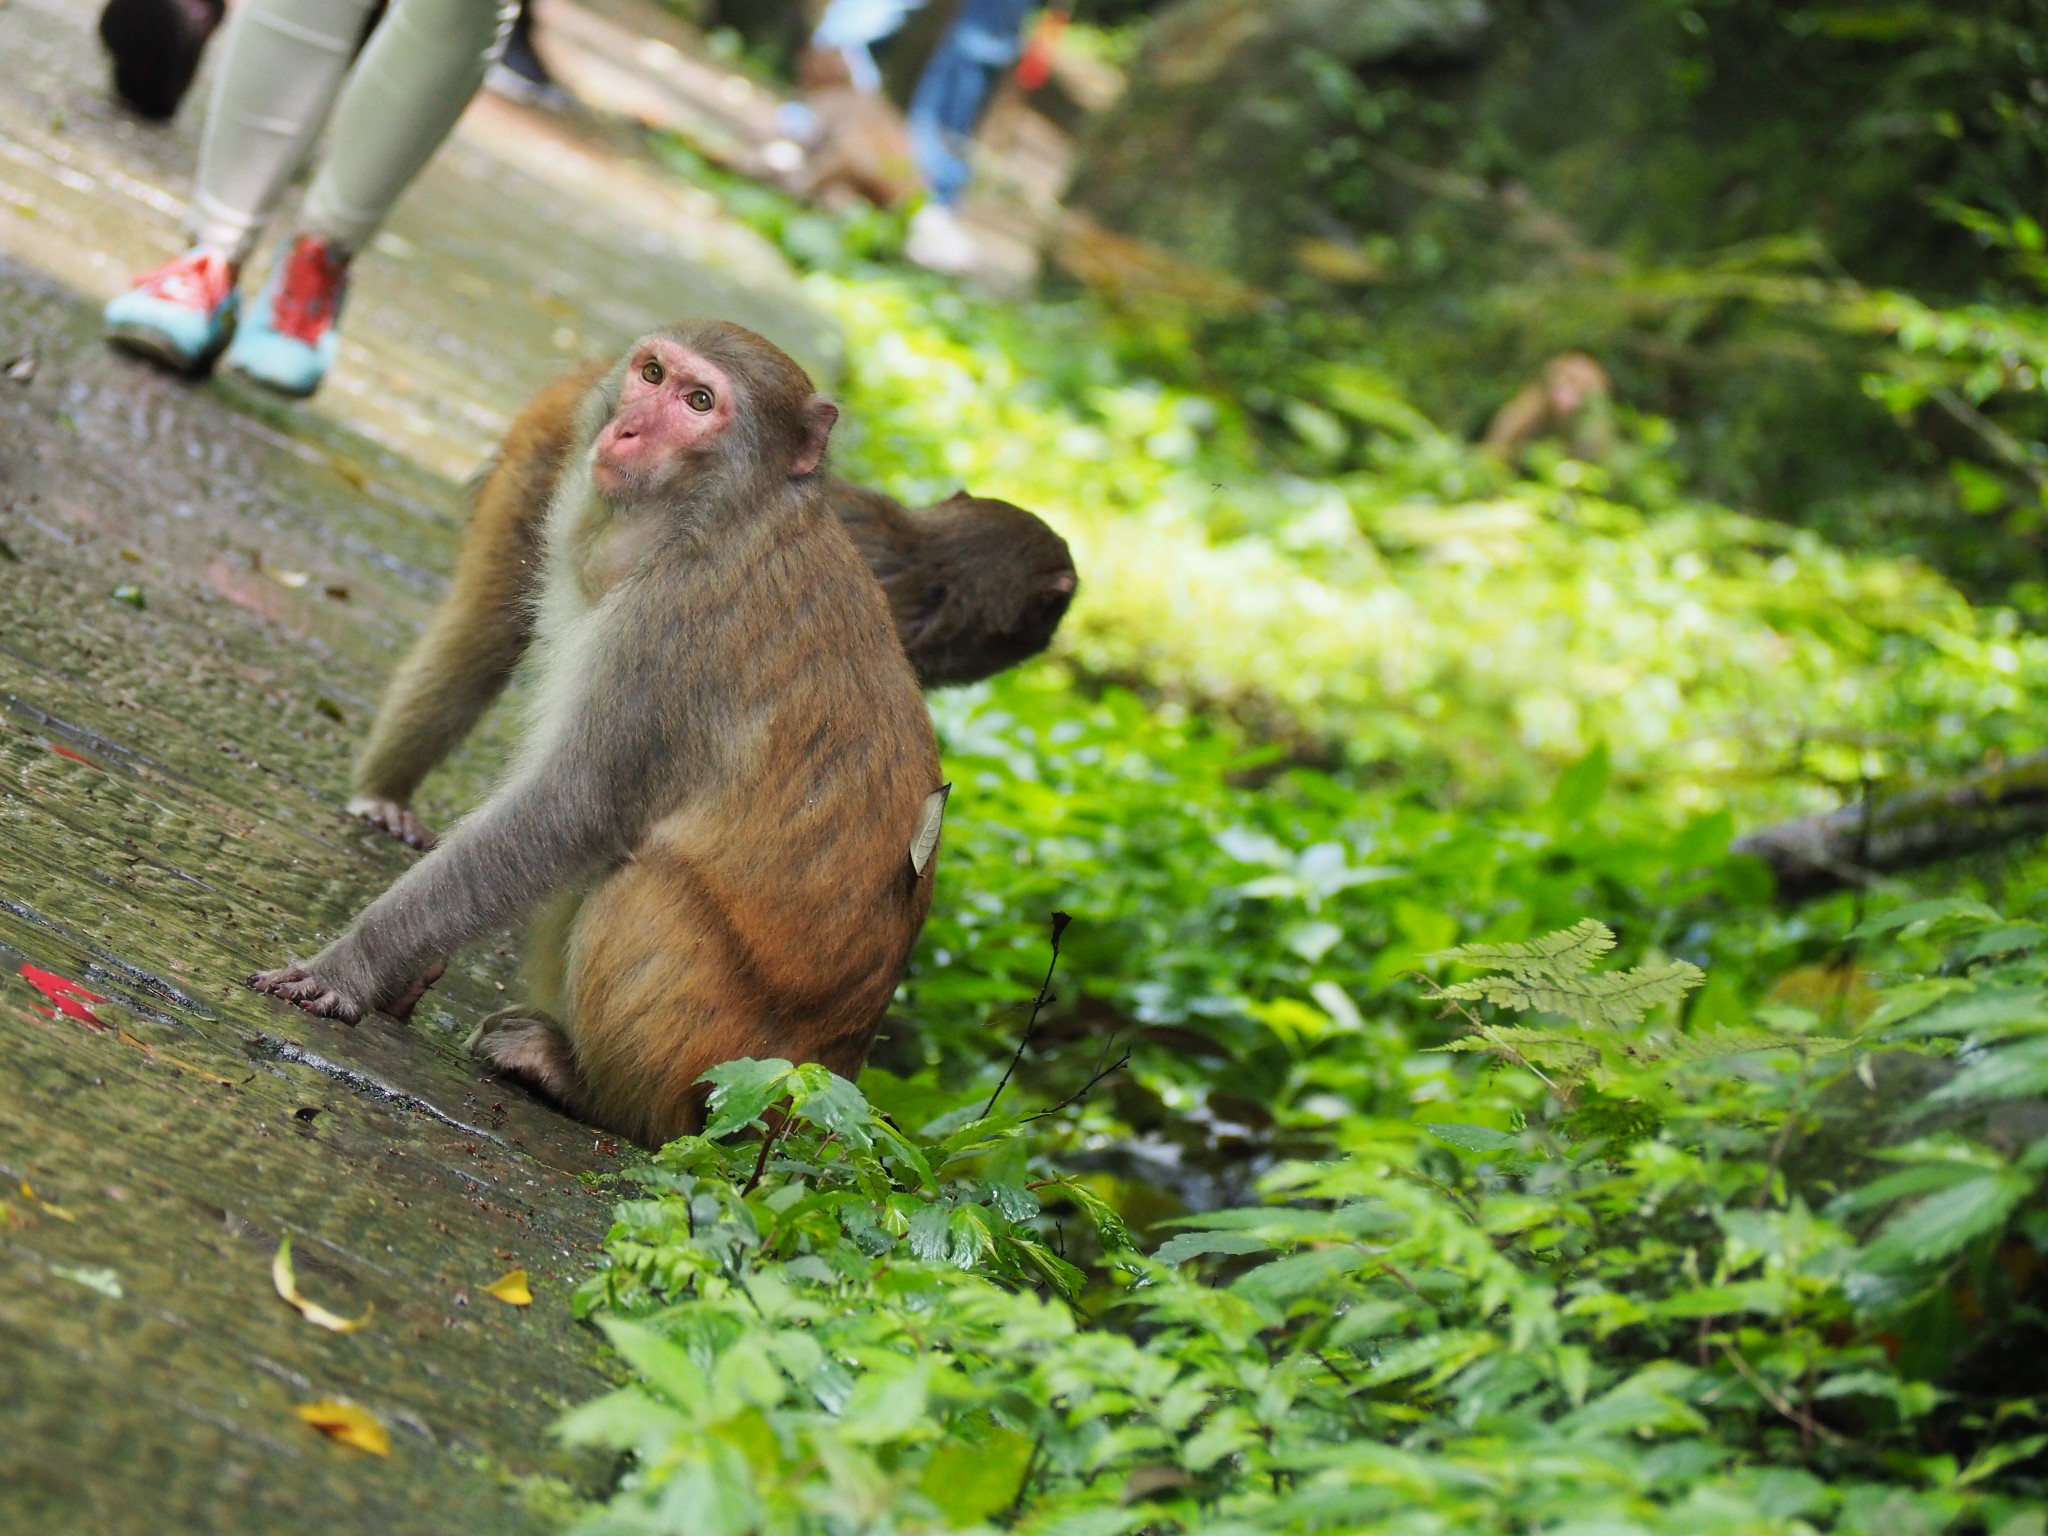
[299,0,518,252]
[188,0,384,260]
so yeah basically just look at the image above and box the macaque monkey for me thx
[253,322,945,1147]
[347,360,1075,849]
[1481,351,1615,463]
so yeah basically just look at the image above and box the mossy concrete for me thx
[0,3,838,1528]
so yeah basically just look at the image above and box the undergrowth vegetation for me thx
[552,14,2048,1530]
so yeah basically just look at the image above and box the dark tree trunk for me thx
[1734,749,2048,902]
[1063,0,1490,282]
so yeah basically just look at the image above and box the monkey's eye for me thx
[640,359,664,385]
[685,388,716,413]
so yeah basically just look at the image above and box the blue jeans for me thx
[814,0,1041,206]
[909,0,1038,205]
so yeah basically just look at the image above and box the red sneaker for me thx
[223,235,350,397]
[103,246,240,373]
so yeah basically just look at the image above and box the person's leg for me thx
[902,0,1037,273]
[104,0,383,371]
[189,0,387,259]
[905,0,1037,206]
[224,0,516,395]
[296,0,517,254]
[811,0,928,94]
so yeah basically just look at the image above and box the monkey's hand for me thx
[248,964,367,1024]
[347,795,439,850]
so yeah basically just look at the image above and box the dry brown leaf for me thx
[484,1268,532,1306]
[272,1236,372,1333]
[294,1400,390,1455]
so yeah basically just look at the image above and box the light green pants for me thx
[187,0,518,262]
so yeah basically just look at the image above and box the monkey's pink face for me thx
[592,339,737,499]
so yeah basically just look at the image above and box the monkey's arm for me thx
[347,365,599,842]
[261,591,685,1021]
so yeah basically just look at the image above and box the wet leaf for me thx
[485,1268,533,1306]
[313,695,346,723]
[294,1400,390,1455]
[267,567,312,590]
[272,1235,372,1333]
[19,963,111,1030]
[51,1263,122,1299]
[111,584,145,609]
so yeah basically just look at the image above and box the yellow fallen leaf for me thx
[483,1268,532,1306]
[20,1180,75,1222]
[117,1027,237,1086]
[294,1400,390,1455]
[272,1235,371,1333]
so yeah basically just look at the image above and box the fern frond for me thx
[1439,919,1616,978]
[1442,959,1704,1028]
[1656,1028,1854,1064]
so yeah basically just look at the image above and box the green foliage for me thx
[562,10,2048,1528]
[563,908,2048,1534]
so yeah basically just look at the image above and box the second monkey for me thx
[352,360,1077,848]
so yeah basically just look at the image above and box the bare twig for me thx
[980,912,1072,1121]
[740,1109,788,1196]
[1720,1343,1852,1448]
[1022,1037,1130,1125]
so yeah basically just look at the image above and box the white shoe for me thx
[904,203,980,275]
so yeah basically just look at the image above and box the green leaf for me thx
[788,1064,875,1148]
[907,1202,954,1263]
[1930,1036,2048,1105]
[1860,1170,2033,1270]
[597,1317,709,1406]
[918,1428,1034,1522]
[1421,1122,1520,1153]
[699,1057,795,1139]
[838,1360,931,1444]
[1848,898,1999,940]
[1153,1231,1275,1265]
[1549,741,1610,826]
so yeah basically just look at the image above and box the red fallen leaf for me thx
[19,965,111,1031]
[48,743,102,769]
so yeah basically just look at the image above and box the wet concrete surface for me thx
[0,4,842,1530]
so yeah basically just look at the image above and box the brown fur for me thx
[349,360,1074,849]
[1481,351,1615,463]
[256,323,942,1148]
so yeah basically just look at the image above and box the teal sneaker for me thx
[222,235,349,398]
[104,246,239,374]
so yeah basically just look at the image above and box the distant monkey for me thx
[348,359,1074,849]
[1482,351,1615,463]
[254,323,945,1147]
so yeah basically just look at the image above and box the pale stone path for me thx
[0,3,837,1529]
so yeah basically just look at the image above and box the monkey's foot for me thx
[385,959,448,1023]
[248,965,364,1024]
[346,795,439,850]
[467,1010,583,1111]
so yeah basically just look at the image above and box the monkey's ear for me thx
[792,395,839,477]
